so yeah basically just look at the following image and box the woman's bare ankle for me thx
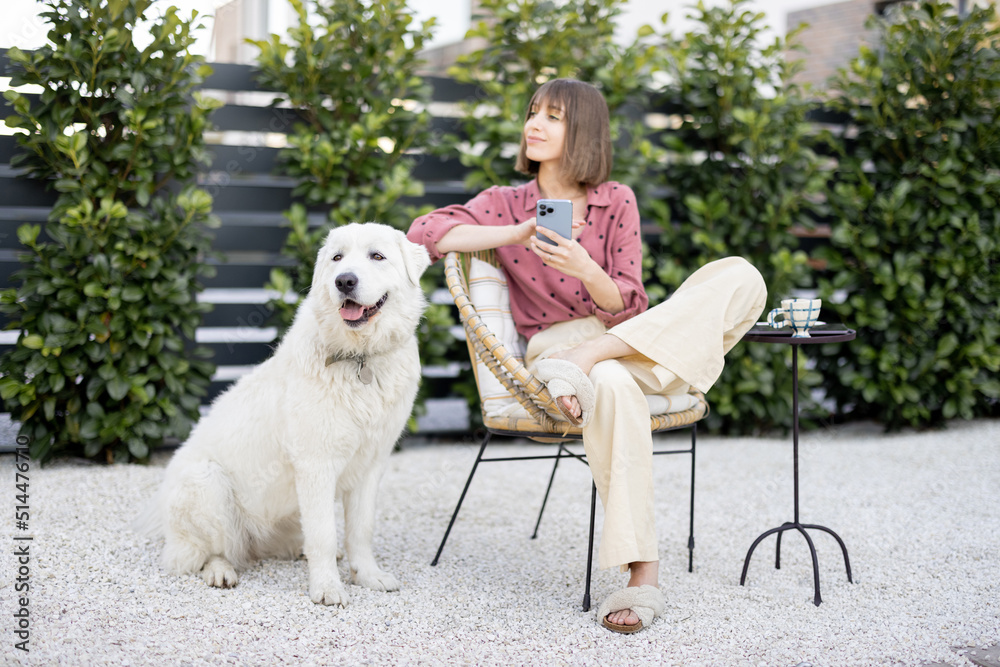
[627,560,660,588]
[547,346,597,377]
[550,334,636,374]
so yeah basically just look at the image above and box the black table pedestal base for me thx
[740,521,853,606]
[739,325,859,605]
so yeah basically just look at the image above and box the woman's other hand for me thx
[511,217,540,248]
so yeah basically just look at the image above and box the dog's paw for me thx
[309,579,349,607]
[353,568,400,592]
[201,557,238,588]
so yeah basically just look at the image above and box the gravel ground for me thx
[2,419,998,666]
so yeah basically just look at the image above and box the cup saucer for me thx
[757,320,826,327]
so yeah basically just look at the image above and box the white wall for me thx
[3,0,51,51]
[2,0,840,54]
[411,0,471,47]
[1,0,229,55]
[618,0,839,44]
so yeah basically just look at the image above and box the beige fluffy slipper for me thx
[597,585,666,634]
[533,358,596,427]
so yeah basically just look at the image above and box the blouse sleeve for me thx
[591,184,648,328]
[406,187,502,263]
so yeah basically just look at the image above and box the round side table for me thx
[739,323,856,606]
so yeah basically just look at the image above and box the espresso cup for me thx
[767,298,822,338]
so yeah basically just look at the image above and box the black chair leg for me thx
[532,443,565,539]
[431,431,491,566]
[688,423,697,573]
[583,481,597,612]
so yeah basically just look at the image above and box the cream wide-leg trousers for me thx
[524,256,767,571]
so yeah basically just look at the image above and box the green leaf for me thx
[937,334,959,359]
[0,378,22,400]
[54,179,81,193]
[127,438,149,459]
[121,286,144,302]
[83,283,106,298]
[80,417,100,440]
[70,131,87,155]
[17,224,40,246]
[21,334,44,349]
[107,376,130,401]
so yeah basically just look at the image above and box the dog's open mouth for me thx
[340,293,388,328]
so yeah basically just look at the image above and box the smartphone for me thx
[535,199,573,245]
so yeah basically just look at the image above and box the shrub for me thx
[0,0,220,463]
[247,0,458,427]
[815,0,1000,429]
[647,0,828,433]
[249,0,436,326]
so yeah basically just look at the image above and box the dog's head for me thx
[311,223,430,342]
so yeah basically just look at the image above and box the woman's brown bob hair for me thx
[515,78,612,188]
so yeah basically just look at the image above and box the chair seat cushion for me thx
[646,393,700,414]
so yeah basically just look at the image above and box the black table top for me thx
[742,323,857,345]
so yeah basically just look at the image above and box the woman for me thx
[407,78,766,633]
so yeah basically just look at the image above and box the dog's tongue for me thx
[340,301,366,321]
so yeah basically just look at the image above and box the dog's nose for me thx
[335,272,358,294]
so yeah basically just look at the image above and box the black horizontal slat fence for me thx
[0,49,841,425]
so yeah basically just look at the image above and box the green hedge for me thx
[249,0,434,323]
[645,0,827,433]
[815,0,1000,429]
[247,0,459,427]
[0,0,219,463]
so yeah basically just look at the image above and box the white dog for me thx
[137,223,430,606]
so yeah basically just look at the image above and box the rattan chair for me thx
[430,251,710,611]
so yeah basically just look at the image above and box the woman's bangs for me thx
[528,81,573,118]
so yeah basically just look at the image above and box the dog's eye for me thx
[332,254,342,262]
[371,252,385,261]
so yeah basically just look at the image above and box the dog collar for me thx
[325,352,374,385]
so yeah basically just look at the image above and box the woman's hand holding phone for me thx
[532,198,587,275]
[530,219,594,282]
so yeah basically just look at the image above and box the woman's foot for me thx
[546,334,638,421]
[604,560,659,628]
[546,348,595,421]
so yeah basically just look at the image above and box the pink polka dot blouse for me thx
[407,179,648,341]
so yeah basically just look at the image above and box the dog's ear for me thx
[398,233,431,286]
[312,229,338,291]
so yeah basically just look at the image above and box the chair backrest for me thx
[443,251,709,436]
[445,251,573,434]
[463,253,527,417]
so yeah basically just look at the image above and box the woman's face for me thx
[523,98,568,166]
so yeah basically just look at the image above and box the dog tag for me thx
[358,361,373,385]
